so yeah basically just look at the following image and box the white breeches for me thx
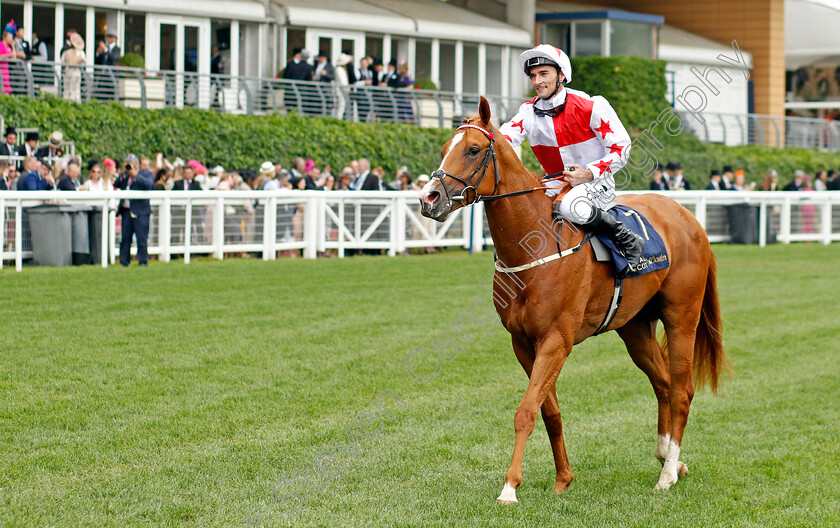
[548,177,616,224]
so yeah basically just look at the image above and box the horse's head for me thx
[420,97,498,221]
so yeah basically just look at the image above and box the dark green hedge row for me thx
[0,95,454,177]
[1,95,836,190]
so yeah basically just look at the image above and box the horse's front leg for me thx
[498,332,573,504]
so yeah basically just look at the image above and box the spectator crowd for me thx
[648,161,840,192]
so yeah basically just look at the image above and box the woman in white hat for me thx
[334,53,352,119]
[61,32,86,102]
[499,44,642,274]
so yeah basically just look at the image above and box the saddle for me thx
[584,205,670,334]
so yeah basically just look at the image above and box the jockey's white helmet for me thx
[519,44,572,84]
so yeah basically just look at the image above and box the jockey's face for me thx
[529,66,564,99]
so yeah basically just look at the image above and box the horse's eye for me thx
[469,146,480,155]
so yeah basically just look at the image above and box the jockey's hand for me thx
[562,165,594,187]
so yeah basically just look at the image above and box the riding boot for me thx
[585,209,645,276]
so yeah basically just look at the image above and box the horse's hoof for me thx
[653,475,677,490]
[554,478,573,493]
[678,462,689,478]
[496,482,518,504]
[497,498,519,505]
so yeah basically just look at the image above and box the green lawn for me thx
[1,245,838,527]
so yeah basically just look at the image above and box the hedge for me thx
[0,95,454,178]
[0,95,837,190]
[568,55,669,133]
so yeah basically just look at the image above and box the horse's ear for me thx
[478,96,491,128]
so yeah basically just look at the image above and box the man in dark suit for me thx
[18,156,53,190]
[14,26,31,59]
[314,51,335,82]
[353,158,381,190]
[706,170,724,190]
[783,171,804,191]
[94,30,120,100]
[0,127,24,161]
[171,165,203,245]
[57,159,81,190]
[283,48,313,81]
[114,155,154,266]
[22,132,39,157]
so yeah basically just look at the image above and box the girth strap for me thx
[594,276,624,335]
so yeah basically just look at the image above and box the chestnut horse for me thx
[419,98,726,503]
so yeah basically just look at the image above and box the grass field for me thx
[1,244,839,527]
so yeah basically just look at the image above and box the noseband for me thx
[430,124,500,206]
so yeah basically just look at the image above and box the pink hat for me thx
[304,158,316,172]
[103,158,116,170]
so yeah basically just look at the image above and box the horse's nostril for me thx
[427,191,440,205]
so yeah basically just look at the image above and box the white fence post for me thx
[822,201,832,246]
[263,196,277,260]
[781,198,791,244]
[184,198,192,264]
[471,203,485,252]
[338,198,345,259]
[15,200,22,272]
[100,199,109,268]
[303,196,318,259]
[759,201,767,248]
[0,198,4,270]
[213,196,224,260]
[695,196,707,231]
[159,196,171,262]
[388,197,399,257]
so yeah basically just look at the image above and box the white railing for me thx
[1,190,838,272]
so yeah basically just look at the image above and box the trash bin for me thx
[26,205,73,266]
[87,207,105,265]
[726,203,759,244]
[26,204,93,266]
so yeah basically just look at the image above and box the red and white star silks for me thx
[499,88,631,186]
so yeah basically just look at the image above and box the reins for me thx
[430,124,566,206]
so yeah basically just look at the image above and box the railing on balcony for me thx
[0,58,524,126]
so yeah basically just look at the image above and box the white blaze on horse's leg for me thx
[655,433,670,464]
[654,439,681,490]
[497,482,518,504]
[437,132,465,171]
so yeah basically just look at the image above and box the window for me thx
[365,34,383,62]
[415,40,432,83]
[124,13,146,57]
[33,5,56,60]
[610,20,653,58]
[486,45,502,95]
[439,41,456,92]
[538,14,658,59]
[286,28,305,62]
[575,23,602,57]
[463,43,478,93]
[543,23,571,53]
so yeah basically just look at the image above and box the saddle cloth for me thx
[595,204,669,278]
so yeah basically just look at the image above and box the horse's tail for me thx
[692,253,728,393]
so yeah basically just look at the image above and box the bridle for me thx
[430,123,564,207]
[430,124,500,206]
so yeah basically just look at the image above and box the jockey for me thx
[500,44,644,273]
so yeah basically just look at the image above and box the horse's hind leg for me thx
[655,299,702,490]
[616,315,673,465]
